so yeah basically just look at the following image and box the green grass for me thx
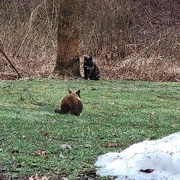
[0,79,180,179]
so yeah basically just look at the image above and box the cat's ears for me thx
[68,90,80,97]
[76,90,80,97]
[84,55,92,61]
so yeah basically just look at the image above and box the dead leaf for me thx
[59,153,66,159]
[139,169,155,173]
[60,144,72,149]
[43,132,49,137]
[103,142,119,148]
[171,124,176,127]
[44,155,49,159]
[62,178,69,180]
[29,173,49,180]
[151,112,156,115]
[11,150,20,154]
[84,144,91,148]
[36,150,46,156]
[91,88,97,90]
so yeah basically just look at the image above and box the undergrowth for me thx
[0,0,179,81]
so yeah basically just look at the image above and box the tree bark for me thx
[53,0,80,78]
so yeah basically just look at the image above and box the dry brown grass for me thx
[100,55,179,81]
[0,0,179,81]
[0,0,58,79]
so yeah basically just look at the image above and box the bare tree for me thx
[53,0,80,78]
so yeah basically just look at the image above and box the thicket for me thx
[0,0,179,81]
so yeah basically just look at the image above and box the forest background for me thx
[0,0,179,81]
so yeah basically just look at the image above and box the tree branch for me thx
[0,45,22,79]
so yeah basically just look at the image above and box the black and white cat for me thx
[83,56,100,80]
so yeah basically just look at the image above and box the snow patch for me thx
[95,132,180,180]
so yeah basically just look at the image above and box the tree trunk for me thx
[53,0,80,78]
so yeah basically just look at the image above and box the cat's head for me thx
[84,56,93,68]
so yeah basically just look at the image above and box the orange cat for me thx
[54,90,83,116]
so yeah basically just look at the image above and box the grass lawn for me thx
[0,79,180,179]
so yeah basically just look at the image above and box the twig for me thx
[0,47,22,79]
[23,88,46,106]
[1,82,13,89]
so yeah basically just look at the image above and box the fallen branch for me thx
[0,46,22,79]
[22,88,46,106]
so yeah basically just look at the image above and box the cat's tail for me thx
[54,108,62,113]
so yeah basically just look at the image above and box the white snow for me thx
[95,132,180,180]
